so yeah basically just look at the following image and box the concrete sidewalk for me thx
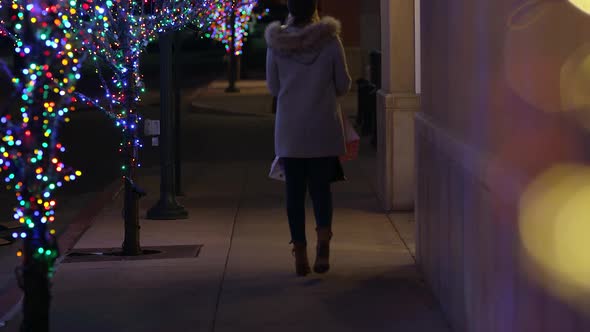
[1,80,451,332]
[189,80,358,118]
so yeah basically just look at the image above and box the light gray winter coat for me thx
[265,17,352,158]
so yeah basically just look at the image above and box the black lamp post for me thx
[146,31,188,220]
[173,31,184,197]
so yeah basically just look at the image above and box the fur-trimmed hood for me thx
[265,17,342,64]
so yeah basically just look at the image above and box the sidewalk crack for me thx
[358,159,417,262]
[210,165,249,332]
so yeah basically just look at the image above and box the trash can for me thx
[367,82,377,140]
[369,50,382,89]
[369,50,381,147]
[356,78,370,131]
[355,79,378,137]
[355,50,381,143]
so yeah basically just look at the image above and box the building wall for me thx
[360,0,381,50]
[360,0,381,78]
[318,0,360,46]
[266,0,366,80]
[418,1,590,331]
[319,0,363,80]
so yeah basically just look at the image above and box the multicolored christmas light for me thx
[0,5,13,38]
[0,0,83,269]
[71,0,208,178]
[199,0,260,55]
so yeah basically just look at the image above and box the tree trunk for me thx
[122,175,142,255]
[119,13,144,255]
[18,13,52,332]
[226,2,240,93]
[20,234,51,332]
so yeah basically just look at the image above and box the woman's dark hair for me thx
[287,0,318,26]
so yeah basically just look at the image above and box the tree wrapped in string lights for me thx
[0,1,84,331]
[198,0,260,92]
[70,0,206,256]
[201,0,260,55]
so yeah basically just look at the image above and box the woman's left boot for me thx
[314,227,333,274]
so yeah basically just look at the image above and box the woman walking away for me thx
[265,0,352,276]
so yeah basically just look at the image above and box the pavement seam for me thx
[210,165,249,332]
[357,157,456,331]
[358,157,417,262]
[384,213,417,262]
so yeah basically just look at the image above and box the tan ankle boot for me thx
[292,242,311,276]
[314,228,333,273]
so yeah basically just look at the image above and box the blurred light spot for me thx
[504,2,590,113]
[569,0,590,15]
[520,164,590,313]
[561,44,590,125]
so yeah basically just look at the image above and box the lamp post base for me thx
[146,198,188,220]
[225,86,240,93]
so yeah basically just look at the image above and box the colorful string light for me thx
[0,0,209,270]
[69,0,209,184]
[199,0,260,55]
[0,0,84,272]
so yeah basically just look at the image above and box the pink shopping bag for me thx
[340,118,360,162]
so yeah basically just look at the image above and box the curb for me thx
[0,178,123,326]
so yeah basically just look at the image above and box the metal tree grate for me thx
[62,245,203,263]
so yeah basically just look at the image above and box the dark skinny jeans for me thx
[283,157,337,244]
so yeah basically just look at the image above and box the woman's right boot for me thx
[292,242,311,276]
[314,227,332,273]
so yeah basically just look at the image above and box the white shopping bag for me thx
[268,156,285,181]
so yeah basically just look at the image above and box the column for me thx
[376,0,420,211]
